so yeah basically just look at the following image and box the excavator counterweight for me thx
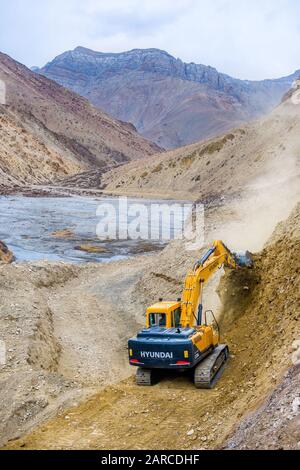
[128,241,253,389]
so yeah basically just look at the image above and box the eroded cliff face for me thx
[38,47,299,148]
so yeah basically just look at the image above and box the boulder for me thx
[0,241,14,264]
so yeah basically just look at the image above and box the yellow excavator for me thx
[128,240,252,388]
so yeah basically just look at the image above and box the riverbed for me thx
[0,196,190,263]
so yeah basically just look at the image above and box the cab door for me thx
[171,307,182,328]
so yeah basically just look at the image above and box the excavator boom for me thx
[180,240,252,328]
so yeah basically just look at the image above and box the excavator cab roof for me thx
[146,302,182,329]
[147,301,181,314]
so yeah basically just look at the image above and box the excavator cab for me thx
[146,302,182,329]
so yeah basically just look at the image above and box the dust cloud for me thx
[209,152,300,253]
[196,150,300,319]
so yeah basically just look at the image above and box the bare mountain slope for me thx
[101,80,300,205]
[0,105,83,187]
[0,52,160,188]
[38,47,299,149]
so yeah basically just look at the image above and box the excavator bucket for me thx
[234,251,253,268]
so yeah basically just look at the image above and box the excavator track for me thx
[136,368,153,386]
[194,345,229,389]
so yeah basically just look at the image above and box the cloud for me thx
[85,1,190,38]
[0,0,299,79]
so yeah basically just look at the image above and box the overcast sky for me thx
[0,0,299,80]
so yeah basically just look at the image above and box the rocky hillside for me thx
[100,79,300,206]
[0,104,83,187]
[37,47,299,148]
[0,52,160,188]
[223,203,300,450]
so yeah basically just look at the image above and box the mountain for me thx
[0,52,160,188]
[97,79,300,207]
[37,47,300,149]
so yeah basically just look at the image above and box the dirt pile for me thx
[0,263,80,446]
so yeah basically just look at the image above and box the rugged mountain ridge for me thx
[37,47,300,148]
[0,51,160,188]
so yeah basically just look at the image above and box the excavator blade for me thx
[234,251,253,268]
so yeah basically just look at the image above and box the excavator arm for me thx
[180,240,251,328]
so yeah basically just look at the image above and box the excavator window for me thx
[172,308,181,328]
[149,313,166,327]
